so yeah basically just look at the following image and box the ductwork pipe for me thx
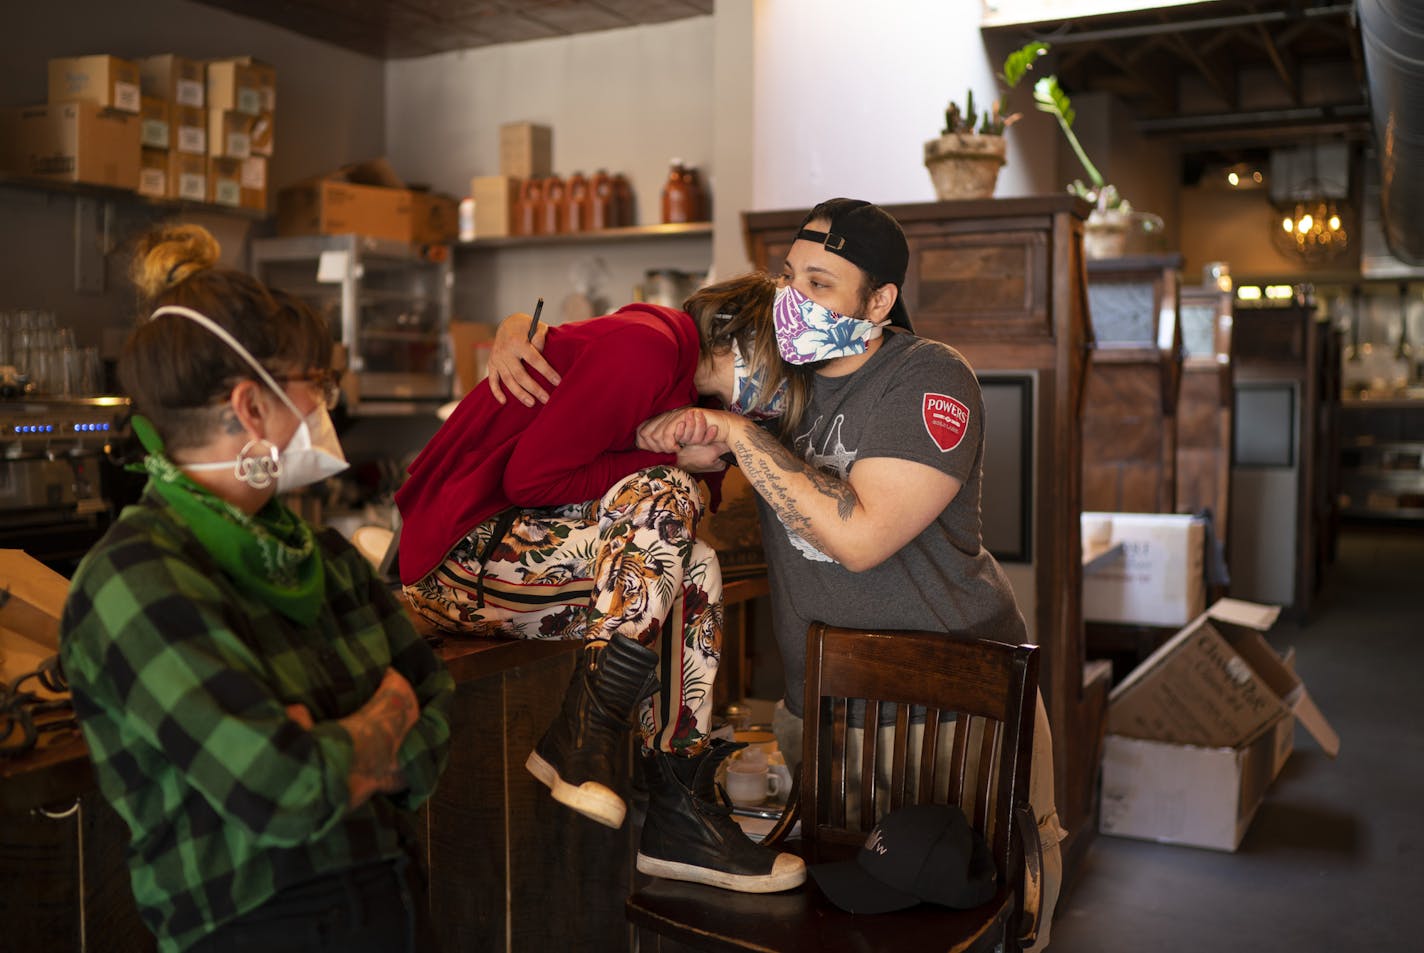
[1359,0,1424,264]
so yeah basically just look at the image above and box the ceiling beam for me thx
[1253,20,1300,104]
[1021,4,1354,46]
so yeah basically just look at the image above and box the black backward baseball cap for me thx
[796,197,913,332]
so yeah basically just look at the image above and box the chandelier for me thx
[1272,192,1351,265]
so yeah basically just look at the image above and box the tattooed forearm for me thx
[340,681,417,808]
[736,426,859,521]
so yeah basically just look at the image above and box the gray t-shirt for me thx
[757,331,1027,716]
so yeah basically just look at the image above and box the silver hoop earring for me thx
[233,439,281,489]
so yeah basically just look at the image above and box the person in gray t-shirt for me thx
[636,198,1066,952]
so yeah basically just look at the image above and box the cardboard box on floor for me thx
[1099,598,1339,851]
[0,550,70,700]
[277,158,457,245]
[1082,511,1206,627]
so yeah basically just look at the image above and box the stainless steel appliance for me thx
[249,234,455,415]
[0,397,131,569]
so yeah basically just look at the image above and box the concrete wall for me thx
[383,15,719,323]
[0,0,385,354]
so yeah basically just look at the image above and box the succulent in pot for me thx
[923,88,1021,201]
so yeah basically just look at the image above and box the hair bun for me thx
[132,224,221,301]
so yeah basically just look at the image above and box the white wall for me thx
[750,0,1058,211]
[384,19,715,220]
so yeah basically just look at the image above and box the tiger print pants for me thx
[403,466,723,754]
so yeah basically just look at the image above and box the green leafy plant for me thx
[1003,40,1124,212]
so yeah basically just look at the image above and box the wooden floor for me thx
[1048,524,1424,953]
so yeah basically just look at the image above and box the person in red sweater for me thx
[395,273,808,894]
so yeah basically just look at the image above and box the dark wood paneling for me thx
[426,677,508,952]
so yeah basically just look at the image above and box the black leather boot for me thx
[525,633,658,829]
[638,740,806,893]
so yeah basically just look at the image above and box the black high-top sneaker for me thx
[637,740,806,893]
[525,633,658,829]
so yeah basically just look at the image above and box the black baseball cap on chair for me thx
[796,198,914,332]
[809,803,997,915]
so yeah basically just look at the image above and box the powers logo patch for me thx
[922,393,969,452]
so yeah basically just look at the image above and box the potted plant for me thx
[923,88,1020,201]
[1003,42,1163,258]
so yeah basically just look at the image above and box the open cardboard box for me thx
[0,550,70,700]
[1099,598,1339,851]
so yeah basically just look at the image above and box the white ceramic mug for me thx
[725,761,783,806]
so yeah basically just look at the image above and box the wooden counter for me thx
[0,634,637,953]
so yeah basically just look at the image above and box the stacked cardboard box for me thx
[2,52,276,211]
[1082,512,1207,627]
[461,122,553,239]
[1099,598,1339,851]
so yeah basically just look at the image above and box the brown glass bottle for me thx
[542,176,567,234]
[565,172,589,233]
[612,173,634,227]
[590,169,615,230]
[661,159,692,224]
[517,178,543,236]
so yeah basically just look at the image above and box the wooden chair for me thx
[627,623,1044,953]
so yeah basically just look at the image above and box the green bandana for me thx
[131,415,325,626]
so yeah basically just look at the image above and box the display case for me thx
[250,234,453,415]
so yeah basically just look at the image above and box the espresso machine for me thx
[0,397,132,570]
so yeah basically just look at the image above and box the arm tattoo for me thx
[345,685,415,804]
[733,427,861,554]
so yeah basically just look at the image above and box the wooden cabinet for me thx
[744,196,1108,875]
[1177,284,1235,538]
[1082,254,1184,514]
[1229,304,1339,617]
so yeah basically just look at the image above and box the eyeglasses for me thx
[273,369,343,410]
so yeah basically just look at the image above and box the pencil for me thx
[528,298,544,342]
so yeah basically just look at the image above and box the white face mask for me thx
[151,305,349,493]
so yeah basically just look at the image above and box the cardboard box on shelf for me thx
[240,156,267,212]
[208,109,253,159]
[449,321,494,395]
[499,122,551,178]
[139,54,205,108]
[410,191,458,244]
[224,57,277,113]
[250,112,274,157]
[278,159,457,245]
[48,55,141,113]
[0,550,70,699]
[1,101,140,189]
[169,150,206,201]
[139,147,168,198]
[173,104,206,155]
[469,175,519,238]
[206,59,264,116]
[1099,598,1339,851]
[139,96,170,149]
[208,156,243,207]
[1082,511,1205,627]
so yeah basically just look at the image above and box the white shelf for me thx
[455,221,711,250]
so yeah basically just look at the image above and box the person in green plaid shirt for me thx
[59,225,454,953]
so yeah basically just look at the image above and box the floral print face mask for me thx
[728,338,788,420]
[772,284,885,365]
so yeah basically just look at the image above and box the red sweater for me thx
[395,304,701,585]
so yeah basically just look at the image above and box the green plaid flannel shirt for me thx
[60,488,454,952]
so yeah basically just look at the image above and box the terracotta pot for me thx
[922,133,1007,201]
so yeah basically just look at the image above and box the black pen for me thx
[528,297,544,342]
